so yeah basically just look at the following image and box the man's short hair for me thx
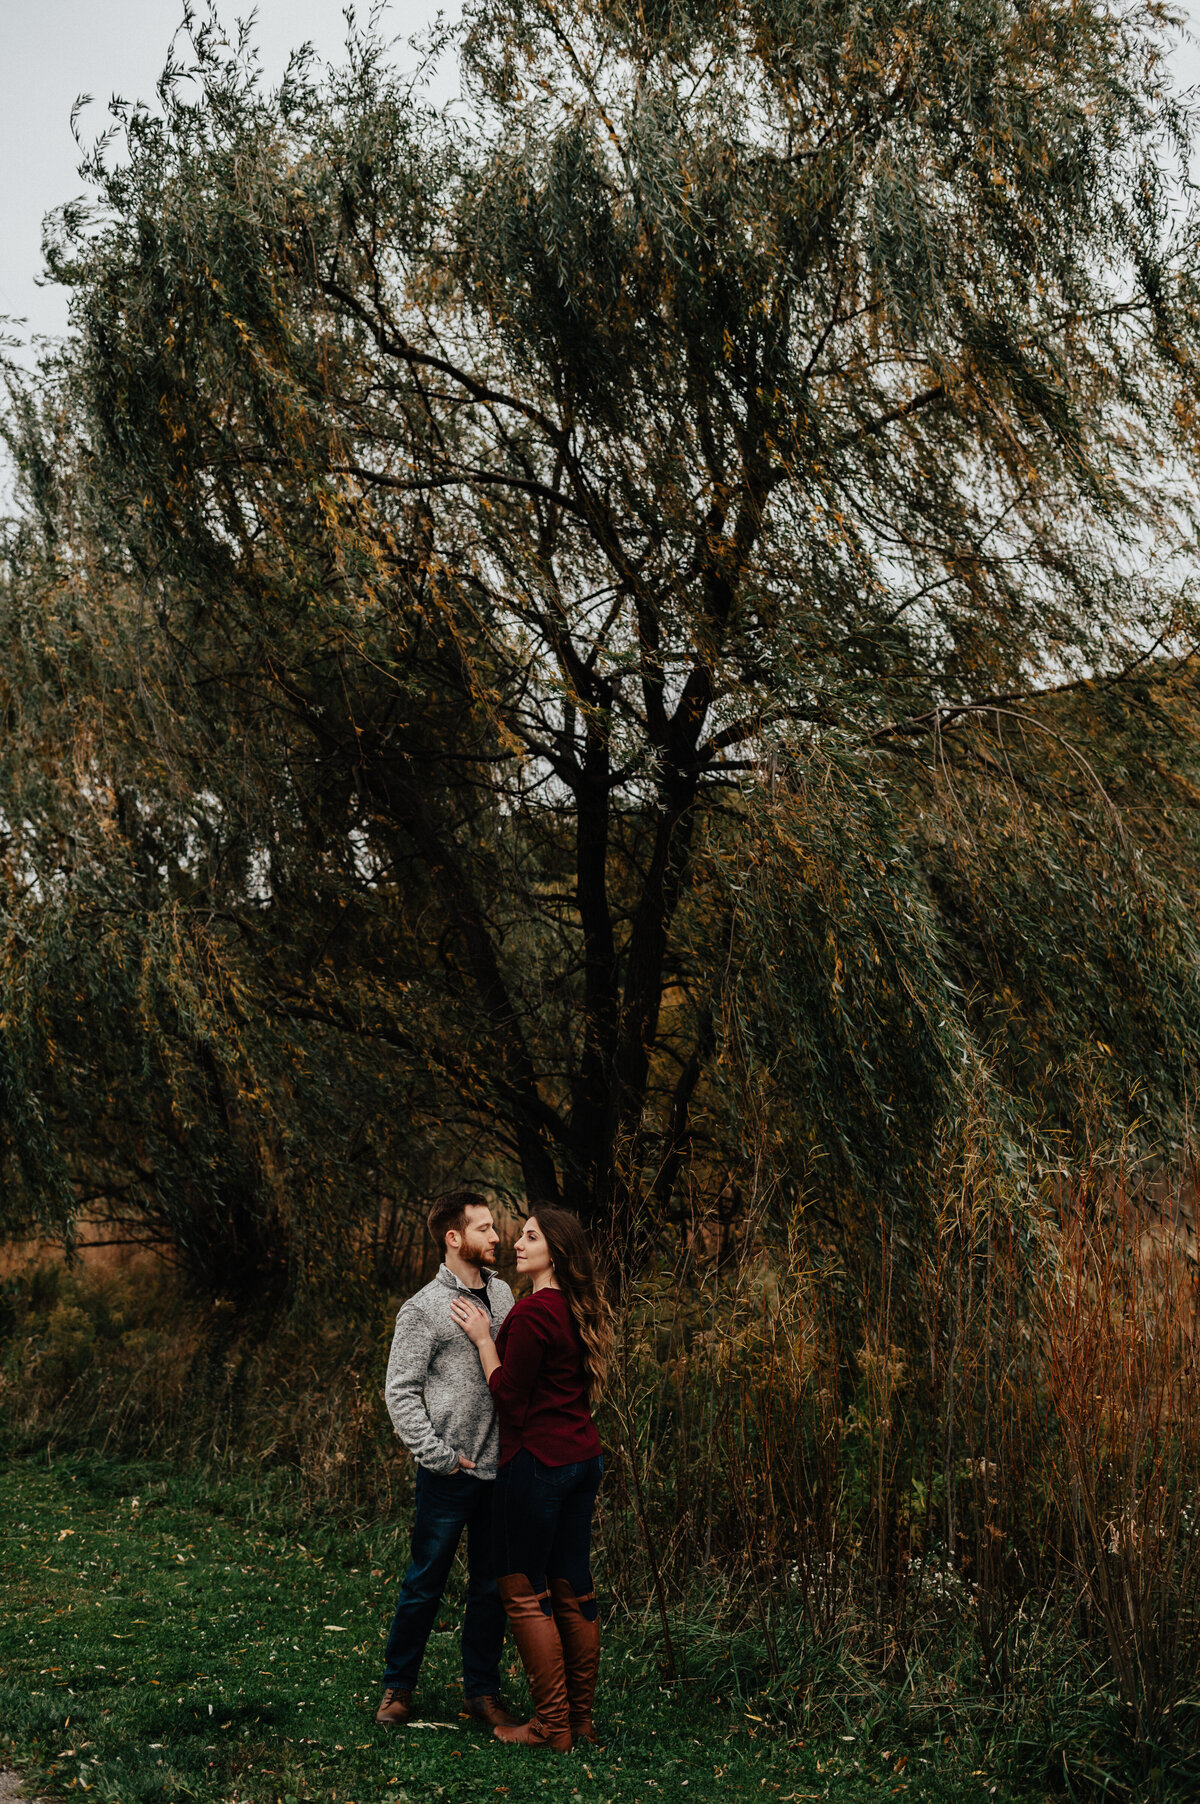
[427,1190,491,1250]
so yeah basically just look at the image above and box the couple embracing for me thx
[377,1193,611,1752]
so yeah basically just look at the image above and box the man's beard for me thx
[460,1241,496,1270]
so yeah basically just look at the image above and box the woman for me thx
[449,1206,611,1752]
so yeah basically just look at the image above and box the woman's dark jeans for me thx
[381,1465,506,1697]
[493,1448,604,1605]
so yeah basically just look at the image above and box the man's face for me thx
[451,1204,500,1269]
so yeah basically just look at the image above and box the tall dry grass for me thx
[1043,1179,1200,1752]
[0,1258,402,1516]
[593,1142,1200,1789]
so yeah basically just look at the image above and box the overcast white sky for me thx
[3,0,1200,355]
[0,1,446,354]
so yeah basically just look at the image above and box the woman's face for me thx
[514,1216,554,1282]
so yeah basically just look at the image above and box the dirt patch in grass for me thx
[0,1769,51,1804]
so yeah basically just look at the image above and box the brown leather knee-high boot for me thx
[549,1578,601,1744]
[492,1575,572,1751]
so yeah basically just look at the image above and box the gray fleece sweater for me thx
[384,1264,514,1480]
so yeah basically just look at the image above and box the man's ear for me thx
[444,1228,461,1254]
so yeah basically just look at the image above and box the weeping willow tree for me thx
[700,665,1200,1244]
[5,0,1200,1280]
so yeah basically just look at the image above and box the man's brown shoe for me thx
[465,1694,520,1729]
[375,1687,413,1727]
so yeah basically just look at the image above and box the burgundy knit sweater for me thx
[488,1287,602,1468]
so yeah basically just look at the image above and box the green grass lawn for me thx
[0,1455,1028,1804]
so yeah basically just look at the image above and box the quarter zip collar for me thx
[436,1262,493,1300]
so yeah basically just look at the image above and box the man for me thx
[376,1191,518,1730]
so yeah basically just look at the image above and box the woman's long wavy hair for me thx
[531,1206,614,1402]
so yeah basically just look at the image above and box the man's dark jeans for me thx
[381,1465,506,1697]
